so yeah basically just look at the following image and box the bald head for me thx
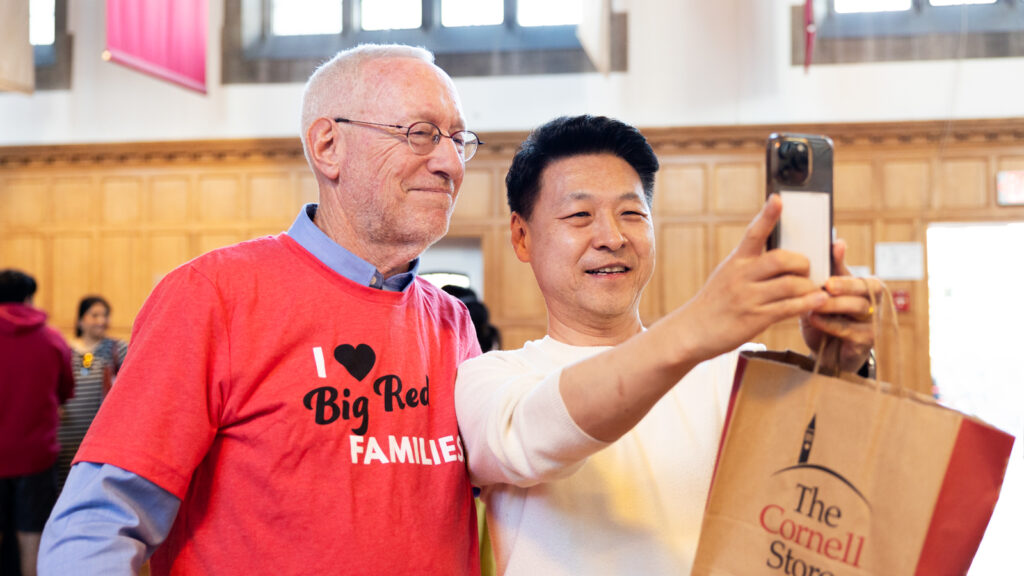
[300,44,437,169]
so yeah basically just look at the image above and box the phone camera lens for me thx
[776,139,810,185]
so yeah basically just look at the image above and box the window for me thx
[793,0,1024,65]
[30,0,70,89]
[222,0,625,83]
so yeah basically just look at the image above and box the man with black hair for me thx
[455,115,880,575]
[0,269,74,576]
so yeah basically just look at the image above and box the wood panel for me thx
[198,175,242,223]
[149,176,191,223]
[453,168,493,220]
[712,163,761,214]
[659,225,705,312]
[102,177,143,225]
[4,119,1024,388]
[52,234,94,327]
[938,158,988,210]
[1,177,48,227]
[248,173,294,222]
[496,230,544,320]
[655,164,705,215]
[53,177,97,225]
[98,233,145,332]
[833,221,874,271]
[834,161,874,211]
[882,160,929,210]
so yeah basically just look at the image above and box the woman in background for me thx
[55,296,128,492]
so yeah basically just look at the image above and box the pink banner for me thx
[106,0,207,93]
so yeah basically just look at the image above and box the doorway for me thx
[927,222,1023,575]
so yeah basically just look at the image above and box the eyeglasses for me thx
[333,118,484,162]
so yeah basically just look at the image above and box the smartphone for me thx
[765,133,834,287]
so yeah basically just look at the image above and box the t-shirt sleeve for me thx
[74,263,229,499]
[456,353,607,488]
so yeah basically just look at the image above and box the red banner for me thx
[105,0,207,93]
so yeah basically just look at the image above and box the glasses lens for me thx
[459,131,480,161]
[406,123,441,154]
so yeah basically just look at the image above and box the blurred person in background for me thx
[0,270,74,576]
[54,296,128,492]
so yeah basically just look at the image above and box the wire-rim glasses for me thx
[333,118,484,161]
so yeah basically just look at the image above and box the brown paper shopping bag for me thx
[692,350,1015,576]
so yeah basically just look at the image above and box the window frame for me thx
[32,0,71,90]
[818,0,1022,39]
[792,0,1024,65]
[223,0,625,83]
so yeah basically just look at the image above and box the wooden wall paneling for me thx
[0,233,46,276]
[712,162,762,214]
[1,177,49,228]
[658,224,706,314]
[149,175,192,224]
[714,223,748,268]
[882,159,930,210]
[480,227,504,315]
[833,221,874,272]
[655,163,706,215]
[937,157,988,210]
[145,233,190,290]
[6,120,1024,393]
[0,234,48,311]
[248,173,295,223]
[197,232,248,257]
[102,176,143,225]
[98,233,145,336]
[834,160,875,211]
[53,176,98,226]
[52,234,95,330]
[996,155,1024,172]
[452,168,493,220]
[297,171,319,207]
[197,174,243,223]
[496,229,545,320]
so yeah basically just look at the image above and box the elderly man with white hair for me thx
[41,44,484,576]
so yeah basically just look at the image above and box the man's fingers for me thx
[735,194,783,257]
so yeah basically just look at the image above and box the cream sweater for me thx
[456,336,757,576]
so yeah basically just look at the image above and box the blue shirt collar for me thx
[286,203,419,292]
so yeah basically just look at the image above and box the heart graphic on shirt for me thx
[333,344,376,382]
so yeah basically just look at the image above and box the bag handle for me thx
[811,278,904,392]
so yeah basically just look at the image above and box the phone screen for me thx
[777,190,831,286]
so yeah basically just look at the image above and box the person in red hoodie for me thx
[0,269,74,576]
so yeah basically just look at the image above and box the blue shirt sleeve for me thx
[39,462,181,576]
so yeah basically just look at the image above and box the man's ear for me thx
[510,212,531,263]
[307,117,342,180]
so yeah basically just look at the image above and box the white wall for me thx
[2,0,1024,146]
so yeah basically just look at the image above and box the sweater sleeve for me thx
[456,352,608,488]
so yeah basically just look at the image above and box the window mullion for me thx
[422,0,436,30]
[505,0,516,30]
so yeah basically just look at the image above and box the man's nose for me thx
[593,213,626,250]
[425,135,465,182]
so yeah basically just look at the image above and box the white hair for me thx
[300,44,435,169]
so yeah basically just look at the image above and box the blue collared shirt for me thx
[39,203,422,575]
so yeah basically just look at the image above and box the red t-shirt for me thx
[76,235,481,575]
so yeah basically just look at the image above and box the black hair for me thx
[0,269,38,303]
[76,295,111,337]
[505,115,660,221]
[442,285,502,353]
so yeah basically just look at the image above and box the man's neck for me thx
[313,203,416,279]
[546,312,644,348]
